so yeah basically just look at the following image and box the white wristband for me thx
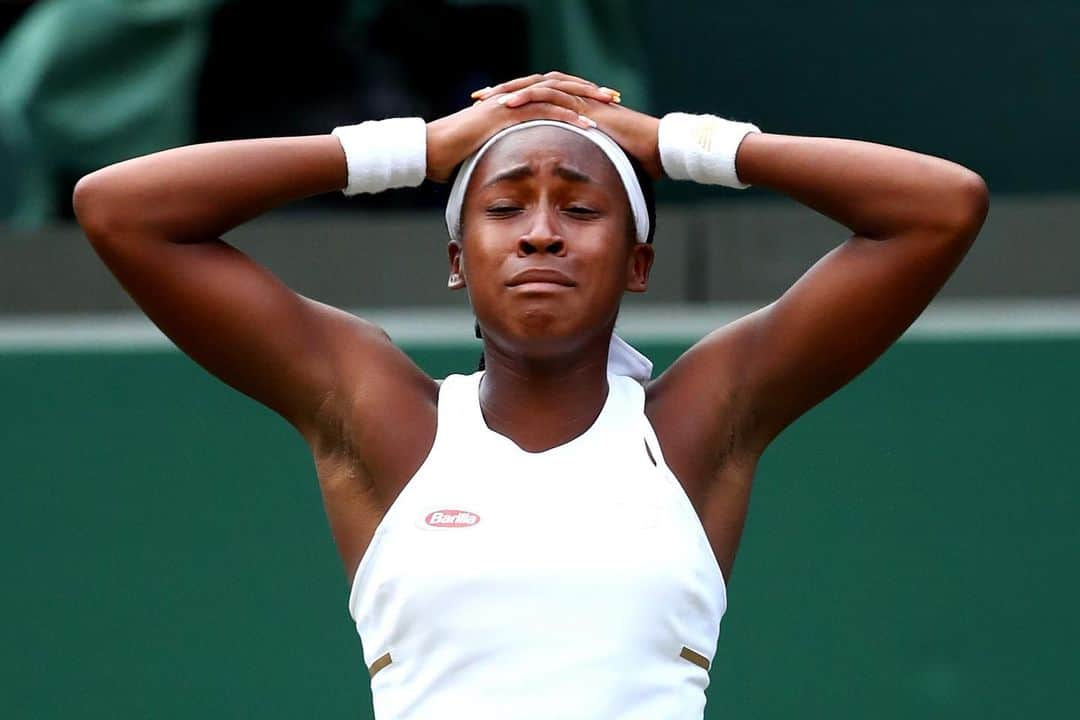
[331,117,427,195]
[658,112,760,189]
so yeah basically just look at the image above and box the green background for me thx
[5,0,1079,223]
[643,0,1080,199]
[3,337,1078,718]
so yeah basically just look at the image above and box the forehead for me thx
[466,126,622,194]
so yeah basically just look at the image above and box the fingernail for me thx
[496,93,514,105]
[599,86,621,97]
[579,114,597,128]
[470,86,492,98]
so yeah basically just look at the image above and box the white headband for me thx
[444,119,653,384]
[445,119,650,245]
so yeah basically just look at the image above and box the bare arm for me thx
[73,85,614,450]
[468,75,988,581]
[72,135,428,444]
[655,132,989,464]
[466,79,989,480]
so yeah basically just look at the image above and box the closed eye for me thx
[485,206,598,216]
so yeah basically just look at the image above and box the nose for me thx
[517,206,565,256]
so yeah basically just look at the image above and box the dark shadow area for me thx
[194,0,530,212]
[0,0,33,39]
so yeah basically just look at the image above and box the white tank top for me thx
[349,371,727,719]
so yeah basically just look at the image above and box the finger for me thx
[475,79,619,104]
[470,73,545,100]
[539,72,621,102]
[533,79,620,104]
[471,71,619,101]
[495,79,620,106]
[497,86,598,113]
[541,70,599,87]
[511,101,598,130]
[496,86,617,117]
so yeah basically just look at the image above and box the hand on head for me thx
[470,70,621,108]
[426,71,663,183]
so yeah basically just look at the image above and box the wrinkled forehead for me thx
[465,125,623,197]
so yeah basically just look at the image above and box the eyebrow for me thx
[480,163,597,189]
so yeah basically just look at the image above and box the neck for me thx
[478,335,611,453]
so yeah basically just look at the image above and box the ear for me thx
[625,243,654,293]
[447,240,467,290]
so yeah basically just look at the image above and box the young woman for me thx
[74,71,988,719]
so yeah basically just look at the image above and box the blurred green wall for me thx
[644,0,1080,200]
[4,0,1078,224]
[3,337,1078,718]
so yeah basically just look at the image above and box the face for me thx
[448,126,654,359]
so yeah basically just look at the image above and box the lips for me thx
[506,267,576,287]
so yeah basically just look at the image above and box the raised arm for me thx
[72,135,405,443]
[469,77,987,465]
[72,82,612,449]
[659,132,988,460]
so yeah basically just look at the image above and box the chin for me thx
[515,306,570,336]
[494,308,588,353]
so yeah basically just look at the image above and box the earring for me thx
[447,273,462,288]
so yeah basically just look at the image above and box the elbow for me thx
[939,169,989,247]
[73,172,108,240]
[73,170,130,244]
[955,170,989,236]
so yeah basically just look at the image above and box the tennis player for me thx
[74,71,987,718]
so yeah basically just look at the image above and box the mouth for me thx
[506,268,577,289]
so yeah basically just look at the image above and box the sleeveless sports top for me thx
[349,371,727,719]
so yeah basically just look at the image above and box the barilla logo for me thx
[424,509,481,528]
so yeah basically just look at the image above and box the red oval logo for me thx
[424,509,481,528]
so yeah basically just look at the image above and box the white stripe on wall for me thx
[0,299,1078,353]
